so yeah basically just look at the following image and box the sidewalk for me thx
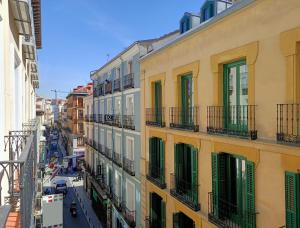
[71,179,103,228]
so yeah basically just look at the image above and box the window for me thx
[100,129,104,146]
[154,81,162,120]
[181,74,193,125]
[126,95,134,115]
[115,133,121,154]
[116,67,121,79]
[126,180,135,211]
[224,60,248,130]
[107,98,112,114]
[285,172,300,228]
[126,137,134,160]
[100,100,104,115]
[201,1,214,22]
[107,131,112,149]
[115,97,121,115]
[210,153,255,227]
[115,171,122,197]
[106,166,113,187]
[149,193,166,228]
[180,17,190,34]
[128,61,133,74]
[149,137,165,186]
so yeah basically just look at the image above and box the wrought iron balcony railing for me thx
[122,203,136,227]
[123,115,135,130]
[104,147,113,159]
[113,151,122,167]
[277,104,300,144]
[146,108,165,127]
[170,173,200,211]
[207,105,257,140]
[208,192,256,228]
[114,78,121,92]
[112,114,122,128]
[123,157,135,176]
[146,162,166,189]
[105,81,112,94]
[112,192,123,212]
[123,73,134,90]
[1,120,39,227]
[169,107,199,132]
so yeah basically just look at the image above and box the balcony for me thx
[123,157,135,176]
[208,192,256,228]
[112,192,123,212]
[123,73,134,90]
[277,104,300,144]
[122,203,136,228]
[207,105,257,140]
[104,114,114,125]
[105,81,112,94]
[112,114,122,128]
[113,78,121,92]
[98,114,104,124]
[113,151,122,167]
[104,147,112,159]
[123,115,135,130]
[145,108,165,127]
[169,107,199,132]
[170,173,200,211]
[146,162,166,189]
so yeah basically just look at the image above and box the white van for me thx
[54,179,67,194]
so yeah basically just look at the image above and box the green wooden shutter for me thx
[161,200,166,228]
[159,139,165,183]
[173,213,179,228]
[174,144,178,180]
[211,153,219,217]
[191,147,198,205]
[149,192,153,224]
[149,137,153,175]
[285,172,299,228]
[245,161,256,228]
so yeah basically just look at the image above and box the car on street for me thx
[54,179,68,194]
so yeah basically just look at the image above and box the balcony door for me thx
[149,137,164,181]
[223,60,248,131]
[154,81,162,122]
[181,74,193,126]
[115,97,121,115]
[149,192,166,228]
[126,137,134,161]
[115,133,121,155]
[126,95,134,116]
[126,180,135,212]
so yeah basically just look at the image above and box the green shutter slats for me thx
[211,153,219,218]
[160,139,165,183]
[246,161,256,228]
[161,200,166,228]
[149,192,153,224]
[191,147,198,205]
[285,172,299,228]
[173,213,179,228]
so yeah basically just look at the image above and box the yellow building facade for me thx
[140,0,300,228]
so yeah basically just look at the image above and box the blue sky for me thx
[37,0,204,99]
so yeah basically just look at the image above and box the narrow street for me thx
[43,131,90,228]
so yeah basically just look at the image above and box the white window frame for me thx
[115,133,121,155]
[126,180,135,211]
[114,96,121,115]
[115,171,122,197]
[126,136,134,160]
[107,130,112,149]
[107,98,112,114]
[125,94,134,115]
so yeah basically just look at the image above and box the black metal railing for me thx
[123,157,135,176]
[207,105,257,140]
[146,162,166,189]
[112,192,123,212]
[277,104,300,144]
[123,115,135,130]
[208,192,256,228]
[146,108,165,127]
[170,173,200,211]
[123,73,134,90]
[122,203,136,227]
[112,114,122,128]
[169,107,199,132]
[114,78,121,92]
[104,147,112,159]
[113,151,122,167]
[104,114,114,125]
[105,81,112,94]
